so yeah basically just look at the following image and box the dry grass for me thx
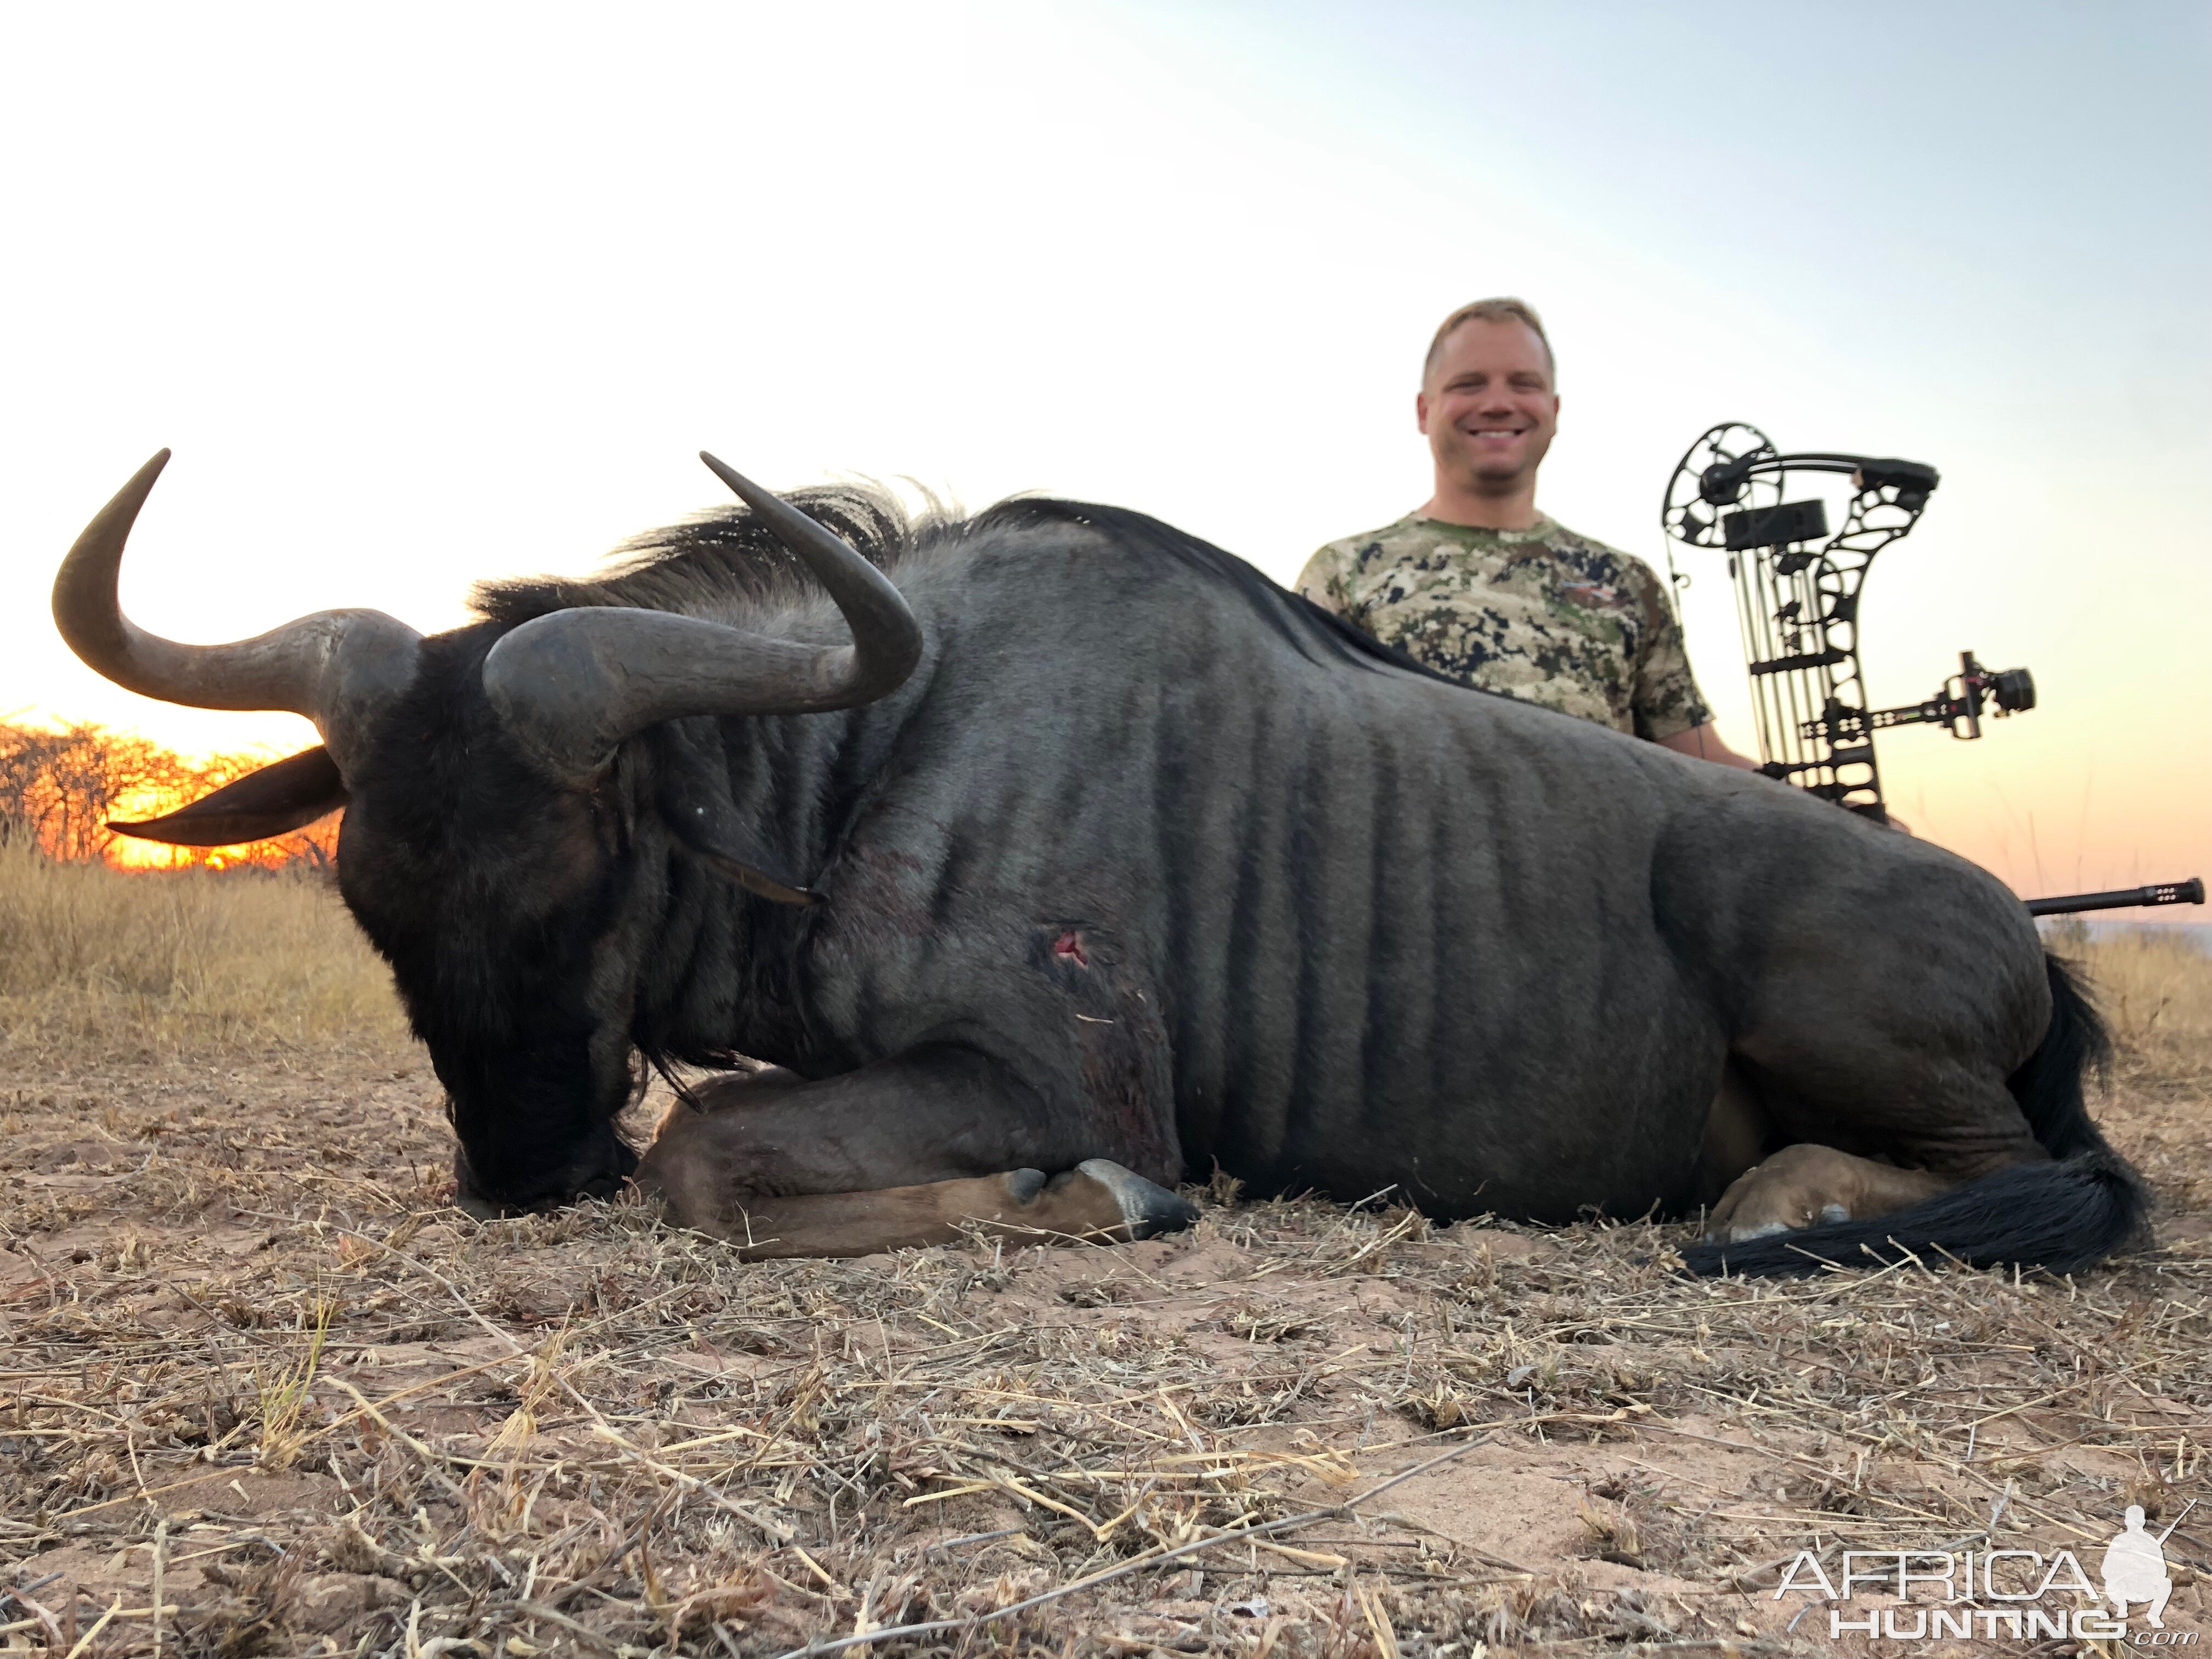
[2070,926,2212,1217]
[1,891,2207,1656]
[0,842,407,1055]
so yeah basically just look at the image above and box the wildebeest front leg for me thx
[631,1046,1196,1254]
[653,1163,1194,1258]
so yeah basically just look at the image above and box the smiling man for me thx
[1299,297,1755,766]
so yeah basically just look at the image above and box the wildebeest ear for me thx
[108,745,349,848]
[656,772,819,906]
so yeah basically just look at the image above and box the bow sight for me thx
[1661,422,2034,821]
[1661,421,2200,919]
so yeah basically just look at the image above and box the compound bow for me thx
[1660,421,2199,919]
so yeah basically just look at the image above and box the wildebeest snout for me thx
[452,1124,639,1219]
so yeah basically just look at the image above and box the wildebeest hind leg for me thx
[1683,889,2057,1256]
[1700,1050,2040,1249]
[1705,1144,1953,1245]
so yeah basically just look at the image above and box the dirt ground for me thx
[3,936,2209,1657]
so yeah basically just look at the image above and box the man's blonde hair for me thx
[1423,297,1554,383]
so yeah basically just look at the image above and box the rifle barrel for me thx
[2024,879,2205,917]
[2154,1497,2199,1545]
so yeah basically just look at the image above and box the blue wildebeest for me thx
[53,451,2143,1273]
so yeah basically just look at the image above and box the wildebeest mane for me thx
[471,487,917,626]
[472,485,1461,687]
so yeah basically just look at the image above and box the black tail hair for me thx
[1683,954,2149,1278]
[2006,953,2113,1156]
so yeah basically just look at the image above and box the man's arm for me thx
[1657,721,1762,770]
[1667,720,1912,830]
[1627,565,1757,769]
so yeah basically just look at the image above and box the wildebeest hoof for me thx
[1074,1158,1200,1239]
[454,1192,501,1222]
[1706,1145,1861,1243]
[1003,1167,1049,1205]
[1710,1207,1852,1245]
[1718,1219,1790,1243]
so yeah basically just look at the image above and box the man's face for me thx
[1418,318,1560,493]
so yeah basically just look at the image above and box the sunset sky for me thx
[3,3,2206,909]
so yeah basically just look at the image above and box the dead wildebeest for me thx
[53,451,2143,1274]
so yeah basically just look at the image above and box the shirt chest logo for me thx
[1559,580,1626,609]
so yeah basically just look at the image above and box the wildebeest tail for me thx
[1683,953,2149,1278]
[2006,951,2113,1156]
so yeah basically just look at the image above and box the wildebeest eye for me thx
[656,769,816,906]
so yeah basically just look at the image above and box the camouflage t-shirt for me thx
[1295,514,1712,741]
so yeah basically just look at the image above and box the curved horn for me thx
[52,451,422,775]
[482,453,924,781]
